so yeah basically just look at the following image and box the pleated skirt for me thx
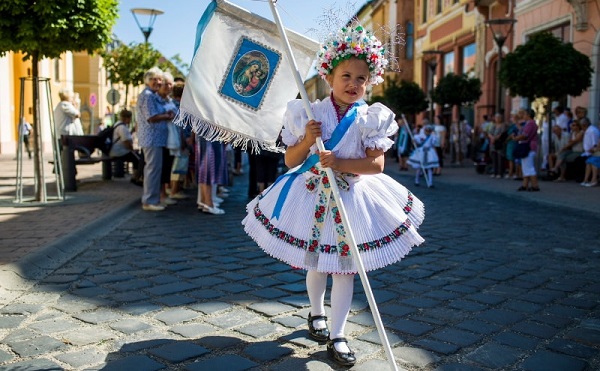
[242,171,425,274]
[196,136,228,185]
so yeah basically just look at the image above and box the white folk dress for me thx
[242,98,425,274]
[407,133,440,170]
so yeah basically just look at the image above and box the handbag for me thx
[166,123,181,150]
[513,142,530,159]
[172,154,189,174]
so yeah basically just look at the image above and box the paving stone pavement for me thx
[0,160,599,370]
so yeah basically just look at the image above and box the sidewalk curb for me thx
[385,163,600,216]
[0,198,141,294]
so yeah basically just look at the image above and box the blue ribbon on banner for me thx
[269,100,365,220]
[192,0,218,61]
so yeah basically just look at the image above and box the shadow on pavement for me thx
[99,334,345,371]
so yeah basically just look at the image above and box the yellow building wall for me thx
[11,54,32,142]
[370,1,390,98]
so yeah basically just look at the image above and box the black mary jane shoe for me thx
[307,313,329,342]
[327,337,356,366]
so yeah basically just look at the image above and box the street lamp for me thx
[485,18,516,114]
[423,50,444,122]
[131,8,164,43]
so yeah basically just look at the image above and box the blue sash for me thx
[269,100,365,219]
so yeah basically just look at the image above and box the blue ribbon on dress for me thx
[269,100,365,220]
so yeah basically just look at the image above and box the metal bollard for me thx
[62,141,77,191]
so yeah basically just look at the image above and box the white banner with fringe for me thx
[175,0,319,152]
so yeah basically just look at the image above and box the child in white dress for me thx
[242,25,425,366]
[408,125,440,188]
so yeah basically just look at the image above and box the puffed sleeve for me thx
[280,99,311,147]
[357,102,398,151]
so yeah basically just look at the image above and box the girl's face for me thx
[326,57,370,106]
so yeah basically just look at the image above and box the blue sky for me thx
[112,0,363,69]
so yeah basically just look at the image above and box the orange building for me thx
[415,0,481,126]
[0,48,137,155]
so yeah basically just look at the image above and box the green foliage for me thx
[101,42,162,87]
[157,57,185,81]
[499,32,592,101]
[169,54,190,76]
[0,0,119,60]
[383,80,428,116]
[101,42,163,106]
[431,73,482,108]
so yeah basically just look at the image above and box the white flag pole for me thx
[268,2,398,370]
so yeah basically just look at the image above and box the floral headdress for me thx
[316,25,389,85]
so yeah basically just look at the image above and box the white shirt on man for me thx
[109,122,133,158]
[582,124,600,156]
[556,113,570,131]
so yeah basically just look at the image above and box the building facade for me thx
[512,0,600,121]
[0,50,129,155]
[2,0,598,155]
[415,0,481,126]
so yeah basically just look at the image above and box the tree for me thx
[499,32,592,146]
[169,54,191,76]
[383,80,428,124]
[100,42,163,107]
[0,0,119,201]
[431,73,481,160]
[431,73,482,110]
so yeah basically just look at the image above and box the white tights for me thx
[306,271,354,352]
[415,168,432,185]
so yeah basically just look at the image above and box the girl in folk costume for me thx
[242,25,425,366]
[408,125,439,188]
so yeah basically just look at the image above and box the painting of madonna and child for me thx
[232,52,269,97]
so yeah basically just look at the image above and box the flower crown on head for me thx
[316,25,388,85]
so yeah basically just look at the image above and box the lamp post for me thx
[423,50,443,122]
[131,8,164,43]
[485,18,516,114]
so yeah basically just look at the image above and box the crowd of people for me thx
[393,105,600,191]
[94,66,283,215]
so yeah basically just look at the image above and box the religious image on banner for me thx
[175,0,319,152]
[220,37,281,111]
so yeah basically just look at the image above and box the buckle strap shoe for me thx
[327,337,356,366]
[307,313,329,342]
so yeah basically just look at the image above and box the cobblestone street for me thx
[0,162,599,370]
